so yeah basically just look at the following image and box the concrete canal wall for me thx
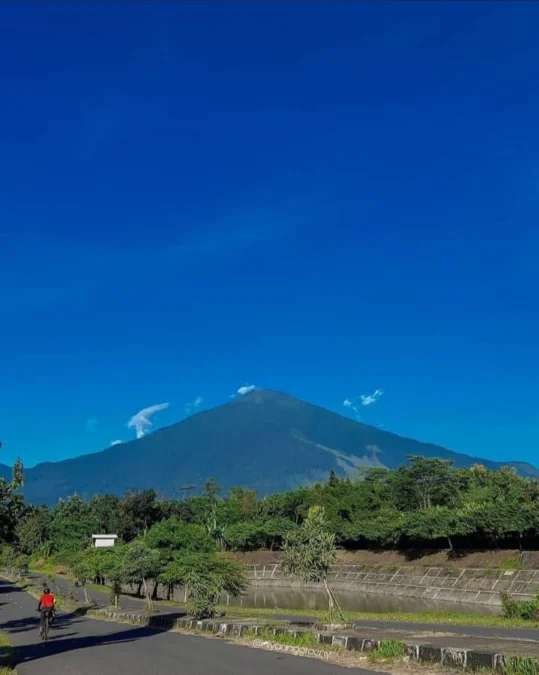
[244,564,539,607]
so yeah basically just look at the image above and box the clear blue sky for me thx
[1,2,538,468]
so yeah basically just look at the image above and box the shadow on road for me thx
[2,612,84,634]
[12,622,163,666]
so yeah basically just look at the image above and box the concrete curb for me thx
[87,608,516,671]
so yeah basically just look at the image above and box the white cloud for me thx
[127,402,169,439]
[85,417,99,432]
[111,440,122,446]
[237,384,256,396]
[184,396,204,416]
[343,399,353,409]
[360,389,383,407]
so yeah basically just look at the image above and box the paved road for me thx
[1,579,374,675]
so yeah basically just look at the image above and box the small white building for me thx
[92,534,118,548]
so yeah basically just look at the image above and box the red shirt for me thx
[40,593,54,609]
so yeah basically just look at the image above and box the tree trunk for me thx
[323,577,344,621]
[447,536,453,550]
[82,583,92,605]
[152,581,158,600]
[136,581,143,597]
[142,578,152,611]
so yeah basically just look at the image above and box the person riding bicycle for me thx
[37,587,55,635]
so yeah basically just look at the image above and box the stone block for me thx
[346,637,362,652]
[494,654,505,671]
[361,639,379,652]
[332,635,348,648]
[405,644,419,660]
[467,651,496,671]
[442,648,468,668]
[418,645,442,663]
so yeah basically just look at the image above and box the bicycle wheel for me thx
[42,615,49,641]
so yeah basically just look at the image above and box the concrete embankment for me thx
[121,563,539,608]
[245,564,539,606]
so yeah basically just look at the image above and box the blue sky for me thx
[1,2,538,468]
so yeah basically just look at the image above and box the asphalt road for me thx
[0,578,375,675]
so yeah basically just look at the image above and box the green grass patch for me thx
[370,640,406,662]
[498,559,525,571]
[213,604,539,629]
[504,656,539,675]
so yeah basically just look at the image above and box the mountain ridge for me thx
[7,389,539,505]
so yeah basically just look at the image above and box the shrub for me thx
[501,592,539,621]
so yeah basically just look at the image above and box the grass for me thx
[498,559,526,571]
[214,604,539,629]
[504,657,539,675]
[0,633,15,674]
[370,640,406,662]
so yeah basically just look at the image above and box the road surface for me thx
[0,578,374,674]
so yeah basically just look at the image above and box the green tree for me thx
[281,505,341,619]
[121,540,161,610]
[93,547,126,608]
[146,518,215,599]
[15,507,51,555]
[161,552,246,619]
[391,456,456,510]
[0,459,25,543]
[71,549,96,605]
[50,495,98,553]
[118,489,160,541]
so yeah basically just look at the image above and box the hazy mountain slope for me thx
[18,390,539,505]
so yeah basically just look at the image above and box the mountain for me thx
[14,390,539,505]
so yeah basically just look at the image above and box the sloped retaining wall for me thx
[246,564,539,606]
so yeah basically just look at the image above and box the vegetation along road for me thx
[0,578,379,675]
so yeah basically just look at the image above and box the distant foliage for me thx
[4,460,539,584]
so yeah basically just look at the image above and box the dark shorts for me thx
[40,609,53,627]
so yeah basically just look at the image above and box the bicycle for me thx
[38,609,53,641]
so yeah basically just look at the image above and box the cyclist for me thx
[37,587,55,636]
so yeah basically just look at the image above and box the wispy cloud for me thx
[343,399,361,420]
[237,384,256,396]
[85,417,99,433]
[360,389,383,407]
[111,440,122,446]
[127,403,169,439]
[184,396,204,416]
[343,389,384,420]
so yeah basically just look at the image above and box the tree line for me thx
[2,455,539,617]
[4,456,539,558]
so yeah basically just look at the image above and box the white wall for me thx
[93,538,115,548]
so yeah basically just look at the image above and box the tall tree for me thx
[281,505,342,619]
